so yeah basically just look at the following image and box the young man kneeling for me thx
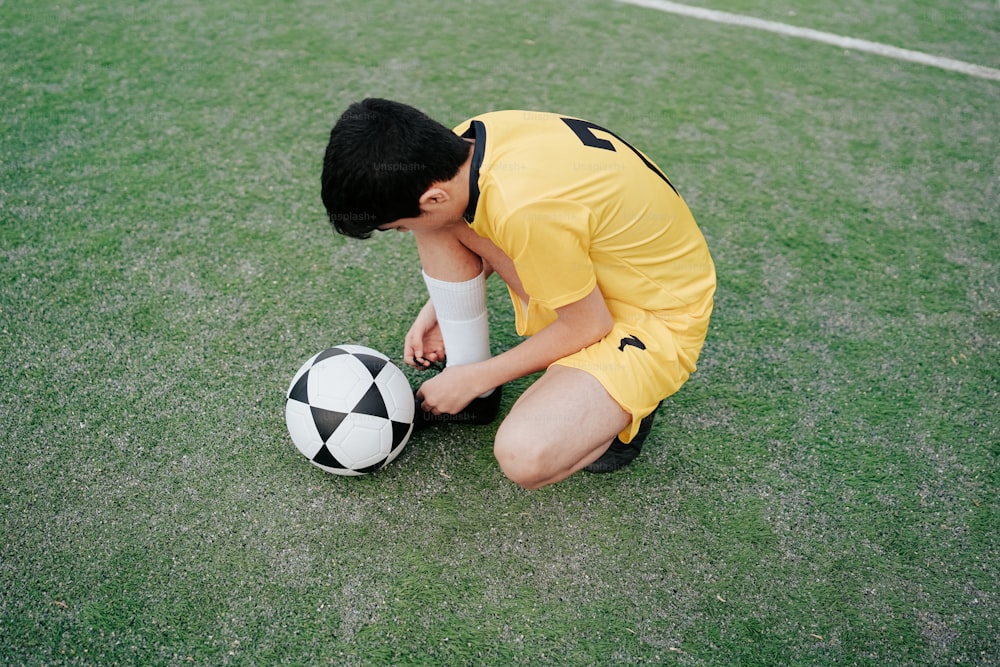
[321,99,715,489]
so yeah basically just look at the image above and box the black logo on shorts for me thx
[618,335,646,352]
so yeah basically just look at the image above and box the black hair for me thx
[320,98,471,239]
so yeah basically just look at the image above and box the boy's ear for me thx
[418,185,450,210]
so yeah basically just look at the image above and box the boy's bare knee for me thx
[494,425,548,490]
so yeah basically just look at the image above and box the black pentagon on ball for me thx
[352,352,389,378]
[310,406,348,442]
[312,444,347,470]
[287,370,310,404]
[391,421,412,449]
[314,346,349,363]
[351,383,389,419]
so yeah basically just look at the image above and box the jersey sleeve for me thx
[495,200,597,311]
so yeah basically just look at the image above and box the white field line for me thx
[619,0,1000,82]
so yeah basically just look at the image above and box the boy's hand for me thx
[404,299,446,370]
[416,365,487,416]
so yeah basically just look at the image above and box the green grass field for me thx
[2,1,998,665]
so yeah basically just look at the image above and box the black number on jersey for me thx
[561,117,678,196]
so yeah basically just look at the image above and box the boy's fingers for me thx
[404,341,423,367]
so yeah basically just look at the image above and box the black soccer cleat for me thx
[412,384,504,430]
[584,402,662,473]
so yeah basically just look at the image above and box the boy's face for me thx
[377,182,468,234]
[377,217,421,233]
[376,209,460,234]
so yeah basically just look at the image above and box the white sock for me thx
[422,270,494,396]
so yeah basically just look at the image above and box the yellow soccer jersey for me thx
[454,111,716,339]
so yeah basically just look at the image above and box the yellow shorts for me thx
[551,296,713,443]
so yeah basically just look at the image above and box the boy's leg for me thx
[501,299,699,484]
[413,227,483,283]
[410,228,501,423]
[493,365,632,490]
[413,228,490,370]
[421,271,490,369]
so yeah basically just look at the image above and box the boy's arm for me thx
[416,286,612,414]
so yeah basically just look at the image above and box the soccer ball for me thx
[285,345,414,476]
